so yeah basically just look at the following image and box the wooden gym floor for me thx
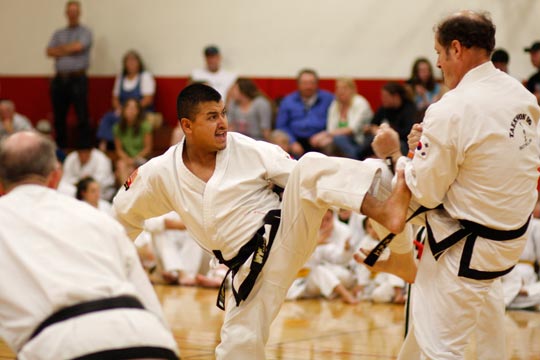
[1,284,540,359]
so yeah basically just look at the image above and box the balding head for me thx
[0,131,59,191]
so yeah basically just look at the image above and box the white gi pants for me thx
[367,161,507,360]
[304,264,356,299]
[215,153,380,359]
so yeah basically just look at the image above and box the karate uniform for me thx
[62,148,116,200]
[380,62,540,360]
[286,220,356,300]
[144,212,210,276]
[502,218,540,309]
[113,132,381,359]
[355,234,405,303]
[0,185,178,360]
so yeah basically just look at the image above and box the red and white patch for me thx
[415,137,430,159]
[123,168,138,190]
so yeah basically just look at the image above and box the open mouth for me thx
[215,131,227,140]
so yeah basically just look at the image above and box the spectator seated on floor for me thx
[75,176,114,216]
[62,139,115,200]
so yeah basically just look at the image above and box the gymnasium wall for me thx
[1,0,539,127]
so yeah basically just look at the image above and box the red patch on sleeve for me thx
[123,168,138,190]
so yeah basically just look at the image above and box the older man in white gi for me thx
[113,83,411,359]
[0,132,179,360]
[364,10,540,360]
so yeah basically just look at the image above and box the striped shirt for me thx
[48,25,92,72]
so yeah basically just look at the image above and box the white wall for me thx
[1,0,539,80]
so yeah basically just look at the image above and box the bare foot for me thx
[195,274,223,288]
[333,284,360,305]
[354,249,417,284]
[360,169,411,234]
[382,169,411,233]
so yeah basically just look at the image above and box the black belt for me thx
[73,346,179,360]
[213,209,281,310]
[427,215,532,280]
[363,205,434,266]
[29,295,145,342]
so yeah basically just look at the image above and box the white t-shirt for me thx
[113,71,156,97]
[190,68,237,100]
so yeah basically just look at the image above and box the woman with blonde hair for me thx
[310,78,373,159]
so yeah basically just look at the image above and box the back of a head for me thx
[491,49,509,64]
[0,131,57,188]
[177,83,222,121]
[383,82,409,102]
[435,10,496,53]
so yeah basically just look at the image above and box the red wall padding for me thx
[0,76,390,128]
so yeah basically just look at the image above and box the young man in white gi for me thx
[113,83,411,359]
[362,10,540,360]
[0,132,179,359]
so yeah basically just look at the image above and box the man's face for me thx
[66,3,80,27]
[530,51,540,69]
[435,36,460,90]
[297,73,318,99]
[0,104,12,120]
[184,101,228,152]
[205,54,221,72]
[77,149,91,165]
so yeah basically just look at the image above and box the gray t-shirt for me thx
[48,25,92,72]
[227,96,272,140]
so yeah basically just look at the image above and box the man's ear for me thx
[180,117,192,134]
[451,39,463,58]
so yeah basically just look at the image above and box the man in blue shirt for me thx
[276,69,334,157]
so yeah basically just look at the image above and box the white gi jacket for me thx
[62,148,115,199]
[114,132,295,260]
[0,185,177,359]
[402,62,540,276]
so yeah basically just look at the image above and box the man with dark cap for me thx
[190,45,237,101]
[525,41,540,104]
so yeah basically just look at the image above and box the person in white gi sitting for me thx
[286,209,360,304]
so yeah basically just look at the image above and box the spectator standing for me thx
[46,0,92,148]
[191,45,237,101]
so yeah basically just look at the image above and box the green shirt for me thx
[113,121,152,157]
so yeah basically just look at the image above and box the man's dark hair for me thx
[383,82,412,103]
[0,133,57,186]
[435,11,496,53]
[177,83,222,121]
[297,68,319,83]
[491,48,509,64]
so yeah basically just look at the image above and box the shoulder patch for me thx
[123,168,138,190]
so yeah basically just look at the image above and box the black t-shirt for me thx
[526,71,540,94]
[371,100,418,142]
